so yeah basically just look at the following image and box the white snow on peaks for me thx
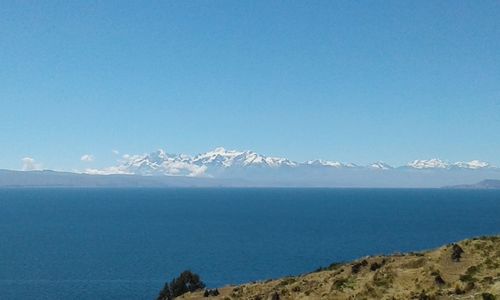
[119,150,206,177]
[83,147,495,176]
[84,147,295,177]
[408,159,449,169]
[87,150,203,177]
[305,160,344,168]
[305,160,362,168]
[407,159,491,170]
[370,161,393,170]
[192,147,245,167]
[452,160,490,169]
[192,147,297,168]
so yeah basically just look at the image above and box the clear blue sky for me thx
[1,1,499,171]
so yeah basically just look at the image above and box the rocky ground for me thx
[178,236,500,299]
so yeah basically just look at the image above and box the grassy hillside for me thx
[178,236,500,299]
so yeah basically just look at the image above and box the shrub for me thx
[482,293,496,300]
[466,265,479,275]
[277,277,296,286]
[333,278,349,290]
[327,262,342,270]
[157,270,205,300]
[434,275,445,286]
[203,288,219,297]
[459,274,475,283]
[314,262,342,273]
[370,262,382,271]
[351,260,368,273]
[451,244,464,262]
[482,276,493,284]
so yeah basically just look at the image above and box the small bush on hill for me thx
[277,277,296,286]
[459,274,475,283]
[203,288,219,297]
[482,293,496,300]
[370,262,382,271]
[434,275,445,286]
[313,262,342,273]
[451,244,464,262]
[351,259,368,273]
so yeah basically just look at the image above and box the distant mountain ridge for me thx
[2,168,500,188]
[448,179,500,189]
[2,148,499,188]
[85,147,496,177]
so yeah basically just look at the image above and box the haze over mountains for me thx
[2,147,499,188]
[84,147,495,177]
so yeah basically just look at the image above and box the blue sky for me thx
[1,1,499,171]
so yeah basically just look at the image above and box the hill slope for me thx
[450,180,500,189]
[179,236,500,299]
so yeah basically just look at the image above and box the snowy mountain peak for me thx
[85,148,496,177]
[193,147,244,167]
[408,159,448,169]
[452,160,490,169]
[304,160,361,168]
[370,161,393,170]
[305,159,343,167]
[407,159,491,170]
[117,149,205,177]
[193,147,296,168]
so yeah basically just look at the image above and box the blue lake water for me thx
[0,188,499,299]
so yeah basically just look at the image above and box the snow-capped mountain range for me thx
[85,147,495,177]
[406,159,490,170]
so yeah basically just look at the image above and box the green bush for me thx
[157,270,205,300]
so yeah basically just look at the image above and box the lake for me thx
[0,188,499,299]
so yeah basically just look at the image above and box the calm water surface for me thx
[0,188,499,299]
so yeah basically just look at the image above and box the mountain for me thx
[451,160,491,169]
[2,148,499,188]
[448,179,500,189]
[370,161,393,170]
[407,158,449,169]
[406,159,491,170]
[192,147,297,168]
[88,148,496,178]
[85,148,298,177]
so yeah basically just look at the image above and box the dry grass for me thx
[178,236,500,300]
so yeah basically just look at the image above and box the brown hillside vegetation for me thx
[178,236,500,300]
